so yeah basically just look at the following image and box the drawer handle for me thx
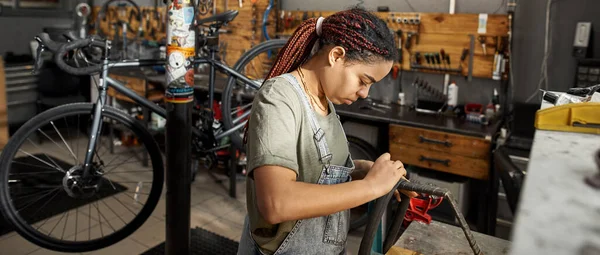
[419,155,451,166]
[419,135,453,147]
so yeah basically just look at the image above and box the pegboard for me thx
[278,11,510,80]
[91,6,167,43]
[89,1,279,78]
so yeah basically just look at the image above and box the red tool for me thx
[391,65,400,79]
[403,194,444,227]
[464,103,483,114]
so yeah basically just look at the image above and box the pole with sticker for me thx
[165,0,196,254]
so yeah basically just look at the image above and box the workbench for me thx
[335,99,502,235]
[508,99,600,255]
[389,220,511,255]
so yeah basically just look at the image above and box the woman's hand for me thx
[356,154,418,201]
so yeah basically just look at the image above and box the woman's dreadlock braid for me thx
[264,18,320,80]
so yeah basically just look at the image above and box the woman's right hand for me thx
[362,153,407,198]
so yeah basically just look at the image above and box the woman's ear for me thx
[328,46,346,67]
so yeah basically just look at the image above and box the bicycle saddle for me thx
[196,10,238,25]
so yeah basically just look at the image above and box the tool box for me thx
[535,102,600,134]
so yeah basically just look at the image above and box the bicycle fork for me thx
[82,58,110,180]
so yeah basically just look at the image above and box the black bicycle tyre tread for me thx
[0,103,164,253]
[221,39,288,150]
[346,135,379,231]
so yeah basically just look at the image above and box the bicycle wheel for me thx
[347,135,379,231]
[0,103,164,252]
[221,39,288,150]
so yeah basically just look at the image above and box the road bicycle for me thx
[0,10,287,252]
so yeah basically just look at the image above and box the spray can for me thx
[447,81,458,108]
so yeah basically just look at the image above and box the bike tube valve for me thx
[164,1,195,255]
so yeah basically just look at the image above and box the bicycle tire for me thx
[221,39,288,150]
[0,103,164,253]
[346,135,379,231]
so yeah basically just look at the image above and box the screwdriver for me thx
[396,30,403,64]
[478,36,487,56]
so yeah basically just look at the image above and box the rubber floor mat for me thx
[0,154,128,236]
[141,227,240,255]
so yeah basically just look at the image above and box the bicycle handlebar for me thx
[54,37,105,76]
[36,32,62,53]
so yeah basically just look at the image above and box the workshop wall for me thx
[281,1,507,147]
[512,0,600,103]
[283,1,507,108]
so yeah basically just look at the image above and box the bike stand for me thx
[163,1,194,254]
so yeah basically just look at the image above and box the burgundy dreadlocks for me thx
[265,6,397,80]
[243,6,396,144]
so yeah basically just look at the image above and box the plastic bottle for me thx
[447,81,458,107]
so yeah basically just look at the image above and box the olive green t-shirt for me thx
[245,75,351,255]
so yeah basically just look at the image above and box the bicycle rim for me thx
[221,39,288,150]
[0,103,164,252]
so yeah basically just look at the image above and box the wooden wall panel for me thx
[279,11,509,79]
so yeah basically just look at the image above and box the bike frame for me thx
[81,48,260,176]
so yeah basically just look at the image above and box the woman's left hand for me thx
[393,189,419,202]
[353,160,418,201]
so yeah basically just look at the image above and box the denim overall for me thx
[238,73,356,255]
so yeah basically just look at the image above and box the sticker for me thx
[165,86,194,103]
[167,5,195,48]
[165,49,192,86]
[183,7,195,24]
[167,46,195,58]
[478,13,488,34]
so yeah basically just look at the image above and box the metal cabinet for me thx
[5,64,39,126]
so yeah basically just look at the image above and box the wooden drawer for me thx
[390,143,489,180]
[389,124,491,159]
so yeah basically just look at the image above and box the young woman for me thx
[238,6,417,255]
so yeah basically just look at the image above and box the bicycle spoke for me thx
[37,128,77,165]
[103,158,144,169]
[16,150,65,173]
[95,200,104,237]
[25,138,65,171]
[105,170,152,174]
[16,187,61,212]
[61,210,70,240]
[48,210,69,237]
[75,207,78,241]
[112,195,138,216]
[50,121,80,165]
[99,195,127,225]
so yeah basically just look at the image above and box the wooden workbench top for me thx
[509,98,600,255]
[393,221,511,255]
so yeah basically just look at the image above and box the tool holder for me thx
[412,77,447,114]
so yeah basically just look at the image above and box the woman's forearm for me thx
[253,166,379,224]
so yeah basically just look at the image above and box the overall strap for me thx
[281,73,332,169]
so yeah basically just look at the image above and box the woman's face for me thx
[319,46,393,105]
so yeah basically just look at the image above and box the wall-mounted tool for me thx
[405,32,417,50]
[478,35,487,56]
[396,29,403,63]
